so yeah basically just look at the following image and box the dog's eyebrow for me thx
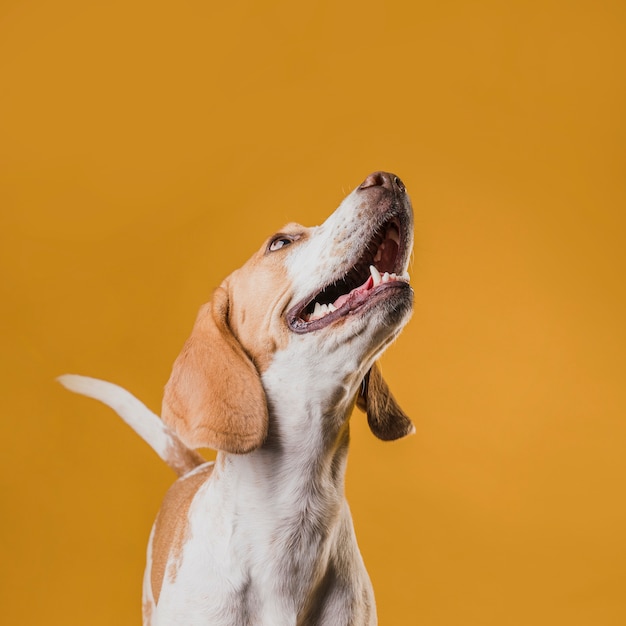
[269,231,303,241]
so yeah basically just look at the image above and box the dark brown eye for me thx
[268,236,293,252]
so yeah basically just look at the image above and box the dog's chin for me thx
[372,283,414,325]
[330,285,413,374]
[358,284,414,344]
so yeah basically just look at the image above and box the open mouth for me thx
[287,217,411,333]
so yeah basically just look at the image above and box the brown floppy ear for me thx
[162,286,268,453]
[356,362,415,441]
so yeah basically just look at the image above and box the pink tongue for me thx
[332,275,374,309]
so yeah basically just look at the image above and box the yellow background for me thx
[1,1,625,624]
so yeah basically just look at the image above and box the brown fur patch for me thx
[162,289,269,453]
[161,225,305,452]
[356,363,415,440]
[150,463,215,604]
[165,439,206,477]
[142,599,153,625]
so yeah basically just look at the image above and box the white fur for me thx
[58,374,203,475]
[58,375,177,462]
[154,350,374,624]
[62,172,414,625]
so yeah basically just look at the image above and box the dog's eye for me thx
[268,236,293,252]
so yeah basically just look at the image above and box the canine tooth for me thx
[374,249,382,263]
[369,265,382,286]
[382,272,390,283]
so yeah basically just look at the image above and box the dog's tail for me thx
[58,374,205,477]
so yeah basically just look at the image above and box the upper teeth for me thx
[370,265,400,286]
[370,265,382,285]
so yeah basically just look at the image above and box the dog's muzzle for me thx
[287,171,414,333]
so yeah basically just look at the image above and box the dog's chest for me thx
[153,473,352,625]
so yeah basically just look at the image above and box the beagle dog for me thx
[60,171,415,625]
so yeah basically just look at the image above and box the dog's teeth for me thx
[382,272,390,283]
[369,265,382,286]
[390,272,397,279]
[309,301,336,321]
[374,248,383,263]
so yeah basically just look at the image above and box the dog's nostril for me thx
[359,171,391,190]
[393,176,406,193]
[358,171,405,194]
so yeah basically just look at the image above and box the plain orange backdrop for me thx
[1,1,625,624]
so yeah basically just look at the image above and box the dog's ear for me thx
[356,362,415,441]
[162,286,268,453]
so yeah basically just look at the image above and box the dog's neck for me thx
[205,340,371,622]
[212,348,361,564]
[215,387,354,519]
[212,387,355,615]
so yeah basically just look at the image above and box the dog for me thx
[60,171,415,625]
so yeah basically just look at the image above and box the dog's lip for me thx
[287,280,412,333]
[286,211,412,334]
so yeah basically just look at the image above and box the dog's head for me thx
[162,172,415,452]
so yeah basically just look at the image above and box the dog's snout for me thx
[358,171,406,194]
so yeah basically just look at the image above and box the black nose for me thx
[358,171,406,194]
